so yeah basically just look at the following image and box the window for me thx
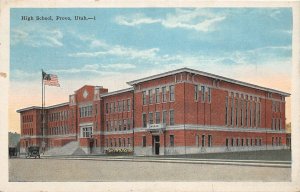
[236,99,238,126]
[208,87,211,103]
[245,101,248,127]
[231,97,234,126]
[106,121,109,131]
[202,135,205,147]
[241,138,244,146]
[246,138,249,146]
[142,91,147,105]
[149,89,153,104]
[225,96,228,125]
[113,102,116,112]
[259,138,262,146]
[272,137,274,146]
[240,101,243,126]
[169,110,174,125]
[149,112,153,124]
[142,113,147,128]
[279,137,282,146]
[156,112,161,124]
[170,135,174,147]
[114,138,117,147]
[169,85,175,101]
[79,105,93,118]
[142,136,146,147]
[231,138,234,146]
[119,120,122,131]
[155,88,160,103]
[201,86,205,102]
[119,138,121,147]
[123,119,127,130]
[162,86,167,102]
[226,138,229,147]
[118,101,121,112]
[81,126,92,138]
[162,111,167,124]
[208,135,212,147]
[249,102,252,127]
[127,119,131,130]
[128,138,131,146]
[236,138,239,146]
[194,85,198,100]
[127,99,131,111]
[110,103,113,113]
[123,138,126,147]
[122,100,125,111]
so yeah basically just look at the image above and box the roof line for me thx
[101,87,134,97]
[17,102,69,113]
[127,67,290,97]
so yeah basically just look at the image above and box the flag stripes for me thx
[43,74,60,87]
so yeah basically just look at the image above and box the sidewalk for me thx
[40,154,291,168]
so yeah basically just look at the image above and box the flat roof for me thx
[17,102,69,113]
[101,87,134,97]
[127,67,290,97]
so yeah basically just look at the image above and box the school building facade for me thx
[17,68,290,155]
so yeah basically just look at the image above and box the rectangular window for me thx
[155,88,160,103]
[245,101,248,127]
[170,135,174,147]
[162,86,167,102]
[119,138,121,147]
[122,100,126,111]
[236,99,238,126]
[202,135,205,147]
[236,138,239,146]
[208,135,212,147]
[79,105,93,118]
[142,113,147,128]
[149,112,153,124]
[81,126,92,138]
[241,138,244,146]
[119,120,122,131]
[142,91,147,105]
[225,96,228,125]
[162,111,167,124]
[155,112,161,124]
[169,110,175,125]
[127,99,131,111]
[231,97,234,126]
[196,135,199,147]
[113,102,116,113]
[127,119,131,130]
[128,138,131,146]
[249,102,252,127]
[118,101,121,112]
[149,89,153,104]
[142,136,146,147]
[226,138,229,147]
[240,101,243,126]
[169,85,175,101]
[123,119,127,130]
[194,85,198,100]
[231,138,234,146]
[110,103,113,113]
[208,87,211,103]
[246,138,249,146]
[201,86,205,102]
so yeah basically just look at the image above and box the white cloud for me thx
[49,63,136,74]
[11,26,63,47]
[115,9,226,32]
[69,44,160,60]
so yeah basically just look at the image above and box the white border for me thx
[1,1,299,192]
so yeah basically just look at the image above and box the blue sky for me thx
[9,8,292,132]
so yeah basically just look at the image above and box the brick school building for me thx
[17,68,290,155]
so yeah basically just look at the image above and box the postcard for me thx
[1,1,300,192]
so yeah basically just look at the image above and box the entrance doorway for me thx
[152,136,160,155]
[89,140,94,154]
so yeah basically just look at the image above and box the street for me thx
[9,157,291,182]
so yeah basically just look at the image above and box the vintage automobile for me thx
[9,147,18,158]
[26,146,41,159]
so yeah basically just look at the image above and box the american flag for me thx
[43,73,60,87]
